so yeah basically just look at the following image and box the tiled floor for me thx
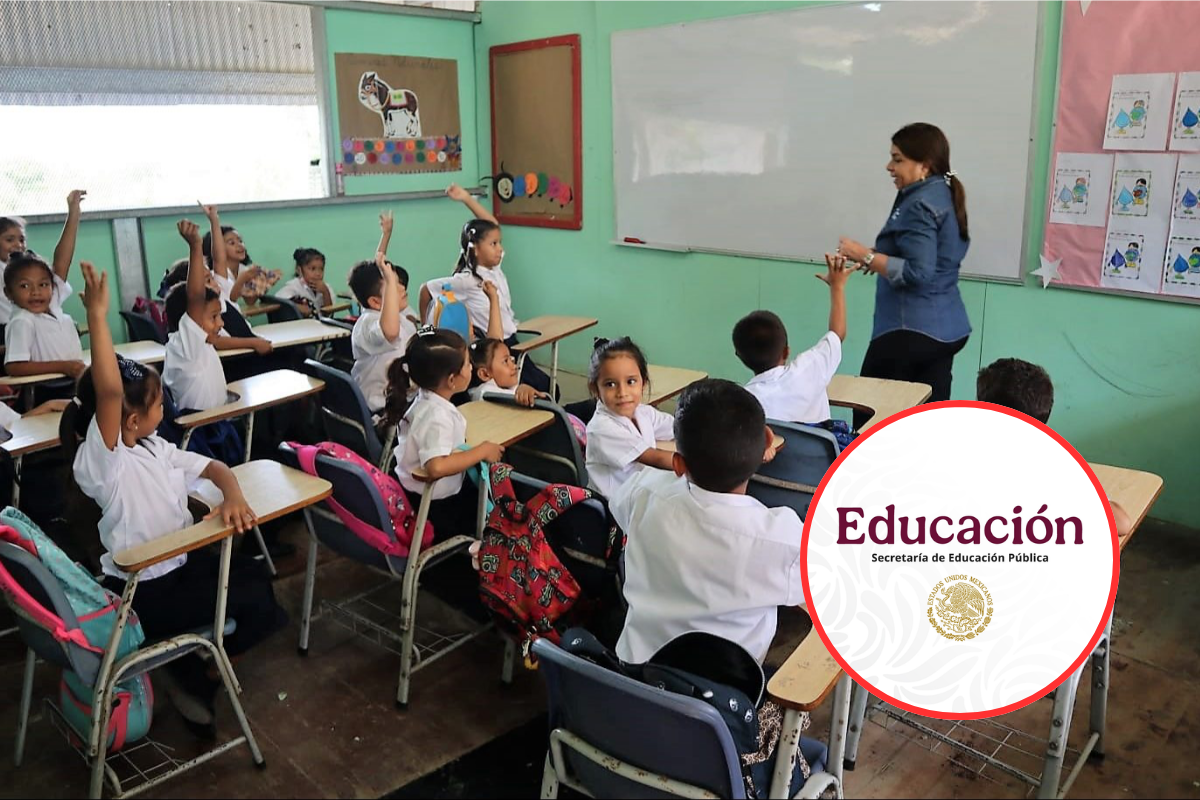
[1,369,1196,798]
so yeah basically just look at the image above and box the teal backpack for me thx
[426,282,473,342]
[0,507,153,751]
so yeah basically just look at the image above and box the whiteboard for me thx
[611,1,1042,280]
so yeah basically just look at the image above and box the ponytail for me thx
[947,174,969,242]
[381,356,414,430]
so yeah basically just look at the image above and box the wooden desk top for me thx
[175,370,324,429]
[242,302,280,318]
[826,374,932,432]
[767,631,844,712]
[512,315,599,353]
[322,302,351,316]
[1090,463,1163,551]
[645,364,708,407]
[0,341,167,387]
[219,319,351,358]
[460,400,555,448]
[1,411,62,457]
[113,460,331,572]
[658,432,784,454]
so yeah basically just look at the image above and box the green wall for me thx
[473,1,1197,527]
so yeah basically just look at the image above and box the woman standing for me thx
[837,123,971,423]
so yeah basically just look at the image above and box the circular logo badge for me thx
[801,402,1118,719]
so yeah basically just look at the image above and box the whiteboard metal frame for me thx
[609,1,1045,285]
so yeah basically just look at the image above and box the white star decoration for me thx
[1080,0,1091,14]
[1032,254,1062,289]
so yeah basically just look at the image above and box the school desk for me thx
[0,341,167,408]
[657,431,785,455]
[644,364,708,407]
[512,315,599,398]
[108,460,330,797]
[1090,463,1163,551]
[826,374,932,432]
[766,631,852,798]
[217,318,351,358]
[0,410,62,509]
[245,301,350,320]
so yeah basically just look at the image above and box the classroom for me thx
[0,1,1195,798]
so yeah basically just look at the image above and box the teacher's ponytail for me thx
[892,122,969,242]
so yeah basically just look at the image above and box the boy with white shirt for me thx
[732,253,851,425]
[349,254,417,413]
[611,378,802,665]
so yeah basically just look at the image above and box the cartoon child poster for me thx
[1111,169,1152,218]
[1048,153,1111,228]
[1169,73,1200,151]
[1103,73,1175,151]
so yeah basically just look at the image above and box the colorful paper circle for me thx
[417,152,426,163]
[524,173,539,194]
[558,184,573,205]
[343,152,355,164]
[513,176,526,197]
[392,153,403,164]
[353,140,364,152]
[537,172,549,196]
[416,139,425,150]
[385,141,395,152]
[437,137,447,149]
[354,152,367,165]
[405,153,415,163]
[547,176,561,196]
[437,151,447,163]
[367,152,378,164]
[341,138,352,152]
[373,140,385,152]
[363,140,374,151]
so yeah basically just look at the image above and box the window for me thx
[0,1,323,214]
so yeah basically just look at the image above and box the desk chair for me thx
[533,637,838,799]
[479,393,587,487]
[277,443,489,709]
[298,359,392,470]
[0,542,252,799]
[118,311,166,345]
[265,297,304,324]
[746,421,840,521]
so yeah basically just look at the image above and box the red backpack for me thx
[290,441,434,557]
[477,463,618,661]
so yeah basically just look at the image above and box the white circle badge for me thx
[802,402,1118,719]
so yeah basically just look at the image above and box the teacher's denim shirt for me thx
[872,176,972,343]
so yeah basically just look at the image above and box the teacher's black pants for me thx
[856,330,969,429]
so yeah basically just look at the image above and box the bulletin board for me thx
[333,52,463,176]
[1042,1,1200,303]
[488,35,582,230]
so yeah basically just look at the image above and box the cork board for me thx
[488,35,582,229]
[333,52,462,176]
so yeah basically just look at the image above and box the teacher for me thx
[836,122,971,423]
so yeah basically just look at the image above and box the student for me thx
[976,358,1133,538]
[584,337,675,498]
[349,213,421,413]
[276,247,332,316]
[383,326,504,537]
[3,250,86,383]
[612,378,801,664]
[163,219,271,413]
[470,337,588,443]
[418,184,553,395]
[199,207,279,324]
[733,253,851,426]
[71,261,286,737]
[0,189,85,328]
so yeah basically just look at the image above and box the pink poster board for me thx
[1044,1,1195,293]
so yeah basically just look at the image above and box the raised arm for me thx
[818,253,851,341]
[418,284,433,324]
[51,189,86,282]
[200,202,229,280]
[378,210,394,256]
[178,219,208,323]
[482,280,504,340]
[80,262,123,450]
[379,252,401,343]
[446,183,497,226]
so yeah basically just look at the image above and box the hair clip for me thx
[416,324,437,337]
[944,169,958,186]
[117,356,146,381]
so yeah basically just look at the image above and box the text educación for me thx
[837,504,1084,546]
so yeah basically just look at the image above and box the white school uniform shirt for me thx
[585,401,675,498]
[468,379,515,403]
[393,389,468,500]
[5,308,83,365]
[164,313,227,411]
[0,402,19,430]
[744,331,842,424]
[351,308,417,412]
[424,265,518,339]
[74,418,214,581]
[0,271,72,329]
[275,276,323,310]
[612,469,806,664]
[212,269,236,305]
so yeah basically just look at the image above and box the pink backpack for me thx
[290,442,434,557]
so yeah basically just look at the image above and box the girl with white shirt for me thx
[70,260,285,737]
[275,247,333,317]
[469,337,587,445]
[0,189,85,330]
[418,184,554,395]
[3,251,85,384]
[383,327,504,538]
[584,337,676,498]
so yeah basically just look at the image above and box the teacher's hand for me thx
[837,237,871,264]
